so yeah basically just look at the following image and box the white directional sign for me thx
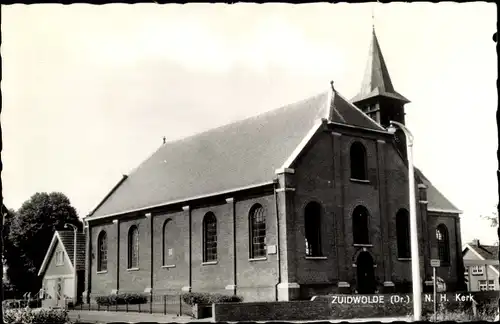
[430,259,440,268]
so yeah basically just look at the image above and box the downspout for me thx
[150,214,154,294]
[273,178,281,301]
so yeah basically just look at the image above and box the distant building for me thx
[38,230,86,307]
[463,239,499,291]
[83,26,464,302]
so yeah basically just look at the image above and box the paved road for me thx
[69,310,411,323]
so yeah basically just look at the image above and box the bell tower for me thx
[351,27,410,129]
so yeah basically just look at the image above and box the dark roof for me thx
[464,243,499,271]
[414,168,461,213]
[351,29,410,104]
[330,89,385,131]
[89,87,386,219]
[90,91,330,218]
[57,230,86,271]
[467,243,498,261]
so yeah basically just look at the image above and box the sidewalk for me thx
[68,310,202,323]
[69,310,412,323]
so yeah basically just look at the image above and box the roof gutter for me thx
[85,181,275,222]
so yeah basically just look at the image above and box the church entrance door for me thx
[356,251,376,294]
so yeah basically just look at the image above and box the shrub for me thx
[3,307,68,324]
[2,299,42,310]
[94,292,149,306]
[181,292,243,306]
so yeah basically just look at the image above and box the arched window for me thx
[162,219,172,266]
[128,225,139,269]
[352,206,370,245]
[249,204,266,259]
[203,213,217,262]
[97,231,107,272]
[436,224,450,264]
[304,202,322,257]
[350,142,368,180]
[396,209,411,258]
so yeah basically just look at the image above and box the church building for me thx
[83,27,465,302]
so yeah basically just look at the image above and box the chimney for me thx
[472,239,480,246]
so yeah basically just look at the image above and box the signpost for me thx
[430,259,441,321]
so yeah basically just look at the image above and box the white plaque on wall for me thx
[168,248,173,256]
[267,245,277,255]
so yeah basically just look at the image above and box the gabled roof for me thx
[88,86,386,220]
[414,168,462,214]
[38,230,86,277]
[463,243,499,273]
[351,28,410,104]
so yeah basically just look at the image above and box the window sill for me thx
[472,273,484,276]
[249,257,267,262]
[305,256,327,260]
[127,267,140,271]
[398,258,411,261]
[353,244,373,247]
[350,178,370,184]
[202,261,218,266]
[96,270,108,274]
[162,265,176,269]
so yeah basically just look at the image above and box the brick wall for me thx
[234,194,278,302]
[152,210,189,293]
[90,222,116,295]
[428,212,461,290]
[213,291,497,322]
[86,125,462,301]
[288,127,444,297]
[118,216,151,292]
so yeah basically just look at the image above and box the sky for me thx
[1,3,497,245]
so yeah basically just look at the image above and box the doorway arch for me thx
[356,251,376,294]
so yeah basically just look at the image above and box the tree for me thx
[481,205,499,228]
[5,192,81,294]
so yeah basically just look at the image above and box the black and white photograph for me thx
[0,2,497,323]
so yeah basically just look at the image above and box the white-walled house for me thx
[462,240,499,291]
[38,230,86,307]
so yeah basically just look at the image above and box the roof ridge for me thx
[162,91,329,147]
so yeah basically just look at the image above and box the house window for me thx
[249,204,266,259]
[478,280,488,291]
[350,142,368,181]
[304,202,322,257]
[436,224,450,264]
[128,225,139,269]
[471,265,484,275]
[55,251,64,266]
[488,280,495,290]
[352,206,370,245]
[203,213,217,263]
[396,209,411,258]
[162,219,172,266]
[97,231,107,272]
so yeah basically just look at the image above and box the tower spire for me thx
[351,24,410,104]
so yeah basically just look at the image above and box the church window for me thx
[352,206,370,245]
[304,202,322,257]
[350,142,368,180]
[97,231,107,272]
[396,209,411,258]
[203,213,218,262]
[128,225,139,269]
[162,219,172,266]
[249,204,266,259]
[436,224,450,264]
